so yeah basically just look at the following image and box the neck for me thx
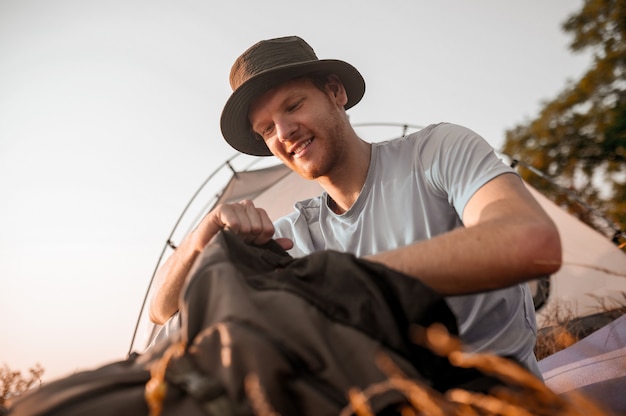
[318,138,371,214]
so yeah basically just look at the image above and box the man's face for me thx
[248,76,349,180]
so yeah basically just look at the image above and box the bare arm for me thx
[149,200,292,324]
[365,173,562,295]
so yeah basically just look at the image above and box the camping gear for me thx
[8,230,501,415]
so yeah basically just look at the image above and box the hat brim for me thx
[220,59,365,157]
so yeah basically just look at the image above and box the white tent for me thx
[129,127,626,353]
[524,185,626,327]
[538,313,626,414]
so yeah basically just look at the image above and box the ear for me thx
[326,74,348,106]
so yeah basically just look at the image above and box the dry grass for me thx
[535,294,626,360]
[0,363,44,409]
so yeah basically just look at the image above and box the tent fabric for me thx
[539,313,626,415]
[215,164,293,207]
[215,163,323,220]
[525,185,626,326]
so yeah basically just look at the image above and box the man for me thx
[149,36,562,378]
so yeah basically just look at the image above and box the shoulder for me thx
[413,122,491,154]
[404,123,510,173]
[402,122,517,214]
[375,123,486,158]
[374,122,497,174]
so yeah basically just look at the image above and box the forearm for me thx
[365,216,561,296]
[148,200,278,324]
[149,230,204,324]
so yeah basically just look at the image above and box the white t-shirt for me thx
[274,122,541,377]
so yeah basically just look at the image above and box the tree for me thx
[502,0,626,242]
[0,363,44,407]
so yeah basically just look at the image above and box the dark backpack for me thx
[8,230,500,415]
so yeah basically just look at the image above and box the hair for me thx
[305,71,335,93]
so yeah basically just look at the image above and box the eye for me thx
[287,99,303,113]
[261,123,275,140]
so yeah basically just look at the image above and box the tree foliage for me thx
[502,0,626,242]
[0,363,44,407]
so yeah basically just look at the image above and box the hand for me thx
[149,199,293,324]
[193,200,293,252]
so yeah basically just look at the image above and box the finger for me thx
[218,201,272,245]
[250,207,276,245]
[239,200,275,244]
[215,204,246,234]
[231,201,260,242]
[275,237,294,251]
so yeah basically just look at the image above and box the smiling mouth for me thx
[291,138,313,156]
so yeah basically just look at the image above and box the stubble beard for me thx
[297,112,347,181]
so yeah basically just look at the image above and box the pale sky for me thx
[0,0,591,382]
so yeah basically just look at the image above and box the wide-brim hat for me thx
[220,36,366,156]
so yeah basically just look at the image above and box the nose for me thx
[275,115,298,143]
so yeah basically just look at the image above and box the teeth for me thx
[293,139,312,155]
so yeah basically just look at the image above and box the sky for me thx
[0,0,592,383]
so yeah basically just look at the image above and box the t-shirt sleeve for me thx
[417,122,517,219]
